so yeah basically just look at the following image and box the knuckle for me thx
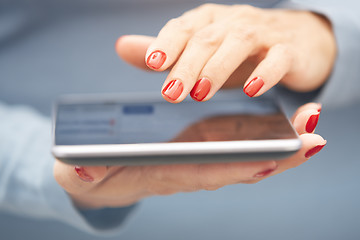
[164,17,193,35]
[272,43,286,52]
[198,3,218,12]
[215,59,230,73]
[272,43,292,58]
[203,59,228,80]
[173,64,197,79]
[268,61,283,77]
[283,46,294,65]
[269,44,294,72]
[231,5,259,17]
[230,25,258,43]
[189,28,222,48]
[144,167,176,196]
[240,27,257,42]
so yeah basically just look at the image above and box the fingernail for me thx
[254,165,278,178]
[190,77,211,101]
[243,77,264,97]
[74,166,94,182]
[305,143,326,158]
[147,50,166,69]
[306,113,320,133]
[162,79,184,101]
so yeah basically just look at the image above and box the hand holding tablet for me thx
[53,101,325,208]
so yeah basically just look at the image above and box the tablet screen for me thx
[54,96,297,145]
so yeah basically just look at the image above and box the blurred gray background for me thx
[1,0,359,239]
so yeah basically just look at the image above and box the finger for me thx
[161,23,226,103]
[191,24,258,102]
[115,35,155,70]
[293,109,321,134]
[274,133,327,174]
[69,165,151,208]
[291,102,322,123]
[144,160,278,193]
[224,133,327,184]
[53,160,108,195]
[243,44,293,97]
[145,5,217,71]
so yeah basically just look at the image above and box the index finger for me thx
[145,4,224,71]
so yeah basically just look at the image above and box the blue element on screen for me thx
[123,105,154,115]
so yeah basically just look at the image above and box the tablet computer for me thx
[52,93,301,165]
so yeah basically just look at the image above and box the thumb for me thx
[53,160,108,195]
[115,35,155,70]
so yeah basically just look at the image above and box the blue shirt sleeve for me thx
[276,0,360,109]
[0,102,137,235]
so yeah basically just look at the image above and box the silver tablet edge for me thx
[52,139,302,158]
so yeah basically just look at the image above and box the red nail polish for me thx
[305,144,326,158]
[74,166,94,182]
[190,78,211,101]
[306,113,320,133]
[254,167,277,178]
[243,77,264,97]
[162,80,184,101]
[147,50,166,69]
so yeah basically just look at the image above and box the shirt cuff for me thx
[276,1,360,109]
[0,103,138,236]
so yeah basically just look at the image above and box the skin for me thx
[117,4,336,102]
[54,4,335,209]
[54,103,326,209]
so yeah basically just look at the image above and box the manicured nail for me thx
[306,113,320,133]
[147,50,166,69]
[162,79,184,101]
[190,78,211,101]
[254,165,278,178]
[305,143,326,158]
[243,77,264,97]
[74,166,94,182]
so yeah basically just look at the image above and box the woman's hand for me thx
[54,103,326,209]
[116,4,336,102]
